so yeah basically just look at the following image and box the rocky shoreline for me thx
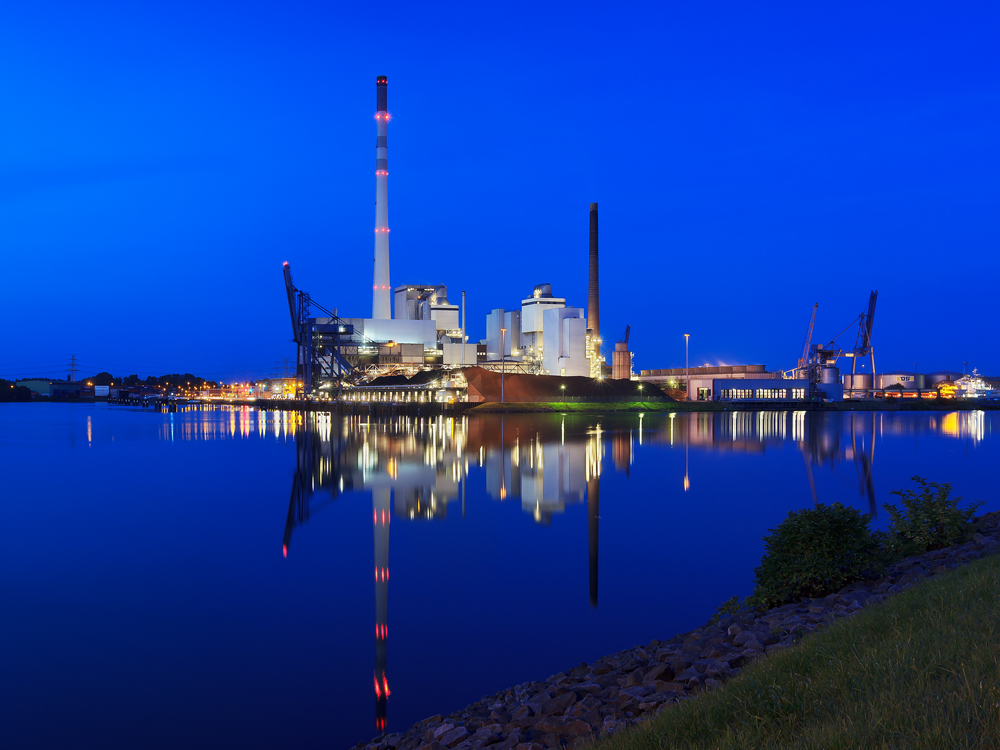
[354,511,1000,750]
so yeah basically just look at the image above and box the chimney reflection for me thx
[277,408,989,737]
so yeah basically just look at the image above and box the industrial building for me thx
[635,365,841,402]
[280,77,610,399]
[484,283,592,377]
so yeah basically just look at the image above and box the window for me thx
[720,388,753,399]
[755,389,788,399]
[791,388,806,399]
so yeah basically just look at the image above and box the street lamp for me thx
[560,384,566,400]
[684,334,690,402]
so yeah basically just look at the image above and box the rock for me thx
[672,668,702,686]
[651,680,687,693]
[432,724,456,741]
[704,662,729,679]
[642,663,671,684]
[572,682,601,696]
[733,631,764,650]
[439,727,469,748]
[620,669,644,688]
[667,656,693,674]
[469,726,501,742]
[732,631,753,647]
[539,690,577,716]
[620,685,653,699]
[703,678,723,691]
[492,732,522,750]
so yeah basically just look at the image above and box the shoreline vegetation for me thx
[354,500,1000,750]
[466,399,1000,414]
[598,552,1000,750]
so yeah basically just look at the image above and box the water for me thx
[0,403,993,748]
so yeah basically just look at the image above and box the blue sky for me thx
[1,1,997,382]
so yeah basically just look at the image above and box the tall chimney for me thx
[588,202,600,364]
[372,76,391,319]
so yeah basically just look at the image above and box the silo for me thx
[843,373,873,390]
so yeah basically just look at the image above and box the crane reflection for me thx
[278,407,988,735]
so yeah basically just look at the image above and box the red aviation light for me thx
[383,676,390,697]
[374,674,382,697]
[282,261,289,267]
[282,544,287,558]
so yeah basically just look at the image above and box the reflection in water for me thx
[274,408,989,737]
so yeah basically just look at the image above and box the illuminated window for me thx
[755,389,788,399]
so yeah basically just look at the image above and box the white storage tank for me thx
[821,366,840,384]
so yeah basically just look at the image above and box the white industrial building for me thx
[484,284,591,377]
[541,307,589,377]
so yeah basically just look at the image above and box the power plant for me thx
[275,76,976,406]
[281,75,613,398]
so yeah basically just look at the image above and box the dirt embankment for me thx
[462,367,672,403]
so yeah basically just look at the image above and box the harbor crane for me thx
[803,290,879,390]
[282,262,356,397]
[797,304,818,372]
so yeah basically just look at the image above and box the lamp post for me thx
[560,384,566,401]
[684,334,690,402]
[500,327,507,404]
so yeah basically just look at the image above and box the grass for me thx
[597,554,1000,750]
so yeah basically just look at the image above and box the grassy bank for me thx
[597,554,1000,750]
[467,400,1000,414]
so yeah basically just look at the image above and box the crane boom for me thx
[282,262,301,343]
[863,290,877,348]
[798,303,818,369]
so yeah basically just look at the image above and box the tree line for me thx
[0,379,33,401]
[88,372,220,388]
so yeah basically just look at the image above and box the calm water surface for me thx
[1,404,994,748]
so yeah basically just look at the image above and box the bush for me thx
[883,476,983,556]
[752,502,885,609]
[710,595,757,624]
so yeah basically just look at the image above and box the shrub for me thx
[710,595,757,624]
[752,502,884,609]
[883,476,983,557]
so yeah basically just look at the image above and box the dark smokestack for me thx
[588,202,600,361]
[376,75,387,112]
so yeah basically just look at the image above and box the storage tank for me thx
[843,373,873,390]
[821,366,841,384]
